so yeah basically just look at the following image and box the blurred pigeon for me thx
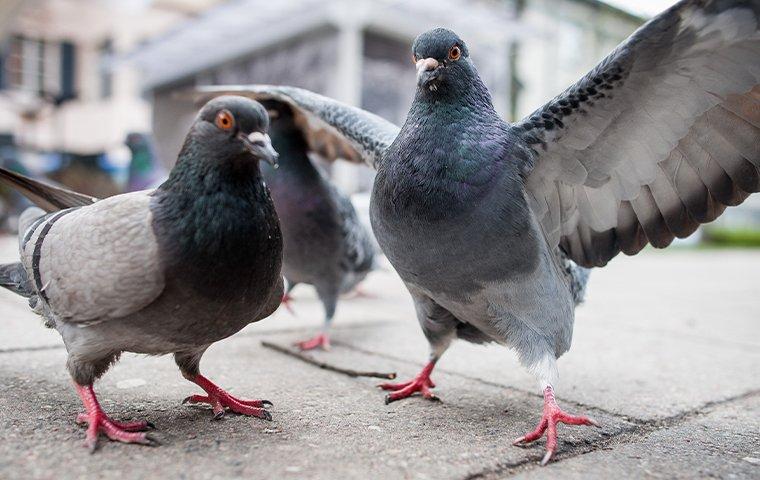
[0,96,283,451]
[125,133,166,191]
[48,152,122,200]
[196,0,760,464]
[261,102,375,350]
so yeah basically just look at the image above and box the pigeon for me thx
[195,0,760,464]
[261,101,376,350]
[125,133,166,192]
[0,96,283,451]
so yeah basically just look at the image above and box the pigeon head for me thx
[194,96,279,168]
[411,28,474,95]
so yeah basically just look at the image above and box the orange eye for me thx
[448,45,461,61]
[215,110,235,131]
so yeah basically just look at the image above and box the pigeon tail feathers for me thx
[0,262,33,298]
[0,167,98,213]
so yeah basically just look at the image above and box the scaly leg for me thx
[74,383,156,452]
[513,385,599,465]
[295,287,337,351]
[378,359,438,404]
[182,374,273,421]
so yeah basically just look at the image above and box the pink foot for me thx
[280,293,296,315]
[183,374,272,421]
[75,383,157,452]
[378,361,438,404]
[513,386,599,465]
[294,333,330,351]
[343,286,376,299]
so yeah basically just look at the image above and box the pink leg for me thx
[280,293,297,315]
[513,386,599,465]
[183,374,273,421]
[378,360,438,404]
[74,383,156,452]
[294,332,331,351]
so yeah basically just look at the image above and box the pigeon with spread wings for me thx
[0,96,284,451]
[196,0,760,464]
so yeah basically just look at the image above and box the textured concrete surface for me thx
[0,233,758,479]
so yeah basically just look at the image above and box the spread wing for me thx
[516,0,760,267]
[194,85,400,168]
[20,191,165,323]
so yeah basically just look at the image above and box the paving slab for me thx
[0,334,630,480]
[0,235,66,350]
[307,250,760,421]
[283,321,760,423]
[1,235,759,479]
[0,289,63,351]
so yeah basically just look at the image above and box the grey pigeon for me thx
[261,102,375,350]
[196,0,760,464]
[0,96,283,451]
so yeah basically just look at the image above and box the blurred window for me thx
[99,39,113,99]
[60,41,77,102]
[3,35,77,103]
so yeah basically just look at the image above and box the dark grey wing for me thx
[0,167,99,212]
[195,85,400,168]
[516,0,760,267]
[333,189,375,277]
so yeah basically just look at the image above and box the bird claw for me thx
[78,411,157,452]
[541,449,554,466]
[184,376,273,421]
[513,386,599,466]
[294,333,330,351]
[378,365,438,404]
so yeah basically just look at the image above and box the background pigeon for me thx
[0,96,283,451]
[196,0,760,464]
[261,102,376,350]
[125,132,166,192]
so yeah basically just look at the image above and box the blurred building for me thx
[0,0,645,194]
[0,0,220,190]
[127,0,644,192]
[3,0,756,235]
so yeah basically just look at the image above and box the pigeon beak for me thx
[416,58,441,87]
[240,131,279,168]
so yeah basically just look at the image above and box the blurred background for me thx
[0,0,758,246]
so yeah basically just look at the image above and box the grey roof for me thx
[126,0,523,90]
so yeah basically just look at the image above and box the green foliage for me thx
[702,227,760,248]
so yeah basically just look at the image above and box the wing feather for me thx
[194,85,400,168]
[20,191,164,323]
[516,0,760,267]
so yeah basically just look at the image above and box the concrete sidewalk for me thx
[0,234,758,479]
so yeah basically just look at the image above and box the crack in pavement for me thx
[235,319,396,338]
[327,339,627,421]
[312,339,760,476]
[0,344,64,354]
[1,327,757,477]
[461,389,760,479]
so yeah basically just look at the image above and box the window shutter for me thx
[60,41,76,101]
[0,48,5,90]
